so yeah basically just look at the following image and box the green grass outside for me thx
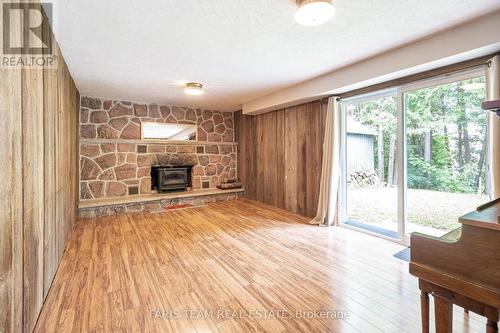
[347,187,489,231]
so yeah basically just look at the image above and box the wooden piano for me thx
[410,198,500,333]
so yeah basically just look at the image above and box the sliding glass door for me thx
[341,89,400,238]
[340,69,489,242]
[402,73,489,238]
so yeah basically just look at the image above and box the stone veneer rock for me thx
[79,96,237,200]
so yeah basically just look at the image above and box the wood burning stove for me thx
[151,166,192,192]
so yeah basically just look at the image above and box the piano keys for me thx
[410,197,500,333]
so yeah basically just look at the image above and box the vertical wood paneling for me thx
[285,107,298,213]
[249,116,257,199]
[276,110,286,209]
[0,2,80,331]
[56,46,65,262]
[0,3,23,332]
[305,100,322,218]
[235,99,328,218]
[42,20,58,297]
[22,44,45,333]
[263,111,277,205]
[296,103,308,216]
[255,115,265,201]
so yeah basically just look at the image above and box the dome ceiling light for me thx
[295,0,336,26]
[184,82,204,96]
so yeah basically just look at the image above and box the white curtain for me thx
[310,97,341,226]
[486,55,500,198]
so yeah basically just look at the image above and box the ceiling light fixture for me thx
[184,82,204,96]
[295,0,336,26]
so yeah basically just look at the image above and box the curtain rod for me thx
[333,53,497,100]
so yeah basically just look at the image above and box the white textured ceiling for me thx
[50,0,500,111]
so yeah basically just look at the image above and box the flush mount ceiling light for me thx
[184,82,204,96]
[295,0,336,26]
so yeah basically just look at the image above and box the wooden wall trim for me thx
[235,98,328,218]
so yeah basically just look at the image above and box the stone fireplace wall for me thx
[79,96,237,200]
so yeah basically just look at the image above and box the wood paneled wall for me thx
[0,3,80,332]
[235,99,328,218]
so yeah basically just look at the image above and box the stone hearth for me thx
[78,188,244,218]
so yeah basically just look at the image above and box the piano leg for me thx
[434,294,453,333]
[421,291,429,333]
[487,320,498,333]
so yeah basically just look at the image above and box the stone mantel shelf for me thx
[79,188,245,209]
[80,138,238,146]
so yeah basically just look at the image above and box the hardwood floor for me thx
[35,199,484,332]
